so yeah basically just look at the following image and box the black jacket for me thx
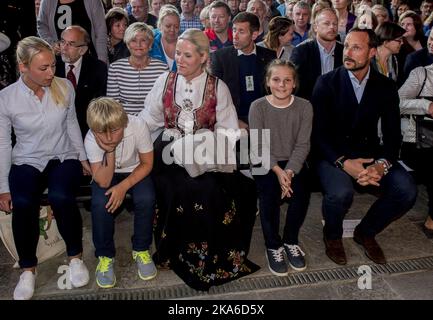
[56,53,107,138]
[403,48,433,82]
[311,66,401,164]
[290,39,343,101]
[210,45,276,116]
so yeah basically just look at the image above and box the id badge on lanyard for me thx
[245,75,254,92]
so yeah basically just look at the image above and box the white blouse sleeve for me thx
[138,72,168,134]
[215,79,239,131]
[0,93,12,193]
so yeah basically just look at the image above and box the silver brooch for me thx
[182,98,194,112]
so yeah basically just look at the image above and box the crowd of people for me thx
[0,0,432,300]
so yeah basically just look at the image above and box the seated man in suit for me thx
[290,7,343,101]
[211,11,275,127]
[57,25,107,139]
[311,28,417,266]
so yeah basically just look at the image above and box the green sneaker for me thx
[133,250,157,280]
[95,256,116,288]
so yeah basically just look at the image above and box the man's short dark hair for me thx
[209,0,231,16]
[232,12,260,33]
[347,27,379,48]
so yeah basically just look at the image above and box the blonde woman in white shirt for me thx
[0,37,91,300]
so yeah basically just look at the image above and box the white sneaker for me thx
[69,258,89,288]
[13,271,36,300]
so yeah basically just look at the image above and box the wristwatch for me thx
[375,158,392,175]
[335,156,347,169]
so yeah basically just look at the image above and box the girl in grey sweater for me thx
[249,60,313,276]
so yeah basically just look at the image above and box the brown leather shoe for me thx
[324,237,347,265]
[353,228,386,264]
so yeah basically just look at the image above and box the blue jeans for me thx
[91,173,155,258]
[9,160,83,268]
[317,160,417,239]
[254,162,311,249]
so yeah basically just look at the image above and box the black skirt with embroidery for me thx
[151,133,259,291]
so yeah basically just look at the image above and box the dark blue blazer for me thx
[311,66,401,164]
[56,53,107,139]
[290,39,343,100]
[210,45,276,115]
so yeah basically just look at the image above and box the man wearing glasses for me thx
[56,25,107,139]
[37,0,107,63]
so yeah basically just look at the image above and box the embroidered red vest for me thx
[162,72,217,133]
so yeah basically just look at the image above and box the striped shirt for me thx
[107,57,169,115]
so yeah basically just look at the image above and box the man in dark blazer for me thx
[211,11,275,127]
[290,7,343,101]
[311,28,417,266]
[56,25,107,139]
[403,32,433,81]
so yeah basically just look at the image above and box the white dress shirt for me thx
[65,56,83,82]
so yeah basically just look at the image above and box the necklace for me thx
[115,141,125,169]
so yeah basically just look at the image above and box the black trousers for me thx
[9,160,83,268]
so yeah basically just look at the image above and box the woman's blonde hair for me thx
[16,36,68,107]
[87,97,129,132]
[124,22,154,47]
[178,28,210,68]
[157,4,180,29]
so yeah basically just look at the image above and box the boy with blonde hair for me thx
[85,97,156,288]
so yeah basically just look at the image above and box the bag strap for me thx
[416,67,427,98]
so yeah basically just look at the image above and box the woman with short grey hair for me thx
[107,22,169,115]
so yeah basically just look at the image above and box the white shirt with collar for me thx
[348,67,371,104]
[65,56,83,83]
[85,115,154,173]
[317,40,336,75]
[237,44,257,56]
